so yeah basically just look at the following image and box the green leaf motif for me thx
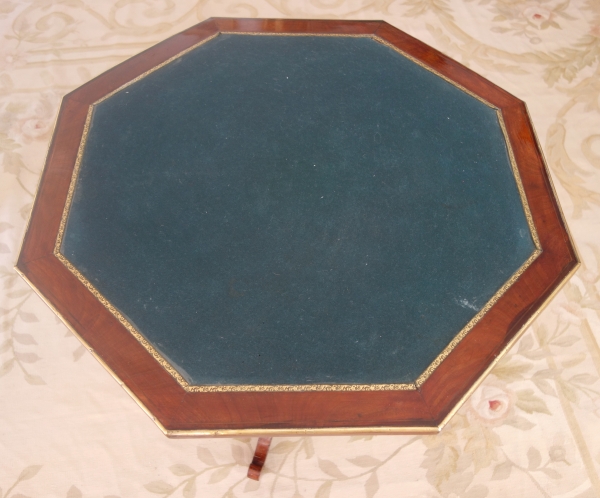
[13,333,37,345]
[349,435,373,442]
[169,464,195,476]
[197,447,217,466]
[0,133,18,150]
[0,338,12,353]
[24,373,46,385]
[0,73,15,89]
[491,461,512,480]
[527,447,541,470]
[561,354,586,368]
[3,151,25,175]
[208,465,233,484]
[315,481,332,498]
[243,479,260,493]
[7,289,30,299]
[365,471,379,498]
[516,389,552,415]
[270,440,298,454]
[183,477,197,498]
[563,282,582,302]
[464,484,489,498]
[540,467,562,479]
[517,335,533,353]
[318,458,346,479]
[18,465,42,482]
[533,369,557,379]
[66,485,83,498]
[15,352,41,363]
[0,358,15,377]
[73,345,87,362]
[569,373,597,385]
[303,438,315,459]
[492,360,532,381]
[231,444,247,465]
[551,336,580,348]
[532,378,557,397]
[347,455,382,468]
[423,444,460,489]
[19,203,32,220]
[504,415,535,431]
[557,379,578,403]
[144,480,175,494]
[3,276,17,289]
[18,311,38,323]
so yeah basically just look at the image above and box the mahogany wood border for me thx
[17,18,578,435]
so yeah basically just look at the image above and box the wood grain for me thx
[248,437,272,480]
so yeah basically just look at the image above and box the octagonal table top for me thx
[17,18,578,435]
[59,33,537,389]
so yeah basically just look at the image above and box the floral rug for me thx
[1,1,599,497]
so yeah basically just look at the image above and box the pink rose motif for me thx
[522,5,554,27]
[468,385,515,426]
[20,118,53,139]
[0,42,25,72]
[15,92,59,141]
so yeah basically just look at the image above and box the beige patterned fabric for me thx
[1,1,600,497]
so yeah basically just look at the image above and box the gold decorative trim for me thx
[53,31,541,393]
[497,111,541,250]
[415,248,540,387]
[436,107,580,430]
[14,93,66,268]
[162,425,440,438]
[437,258,580,431]
[522,102,581,263]
[15,257,578,436]
[54,106,93,252]
[372,36,495,110]
[221,31,372,37]
[94,33,220,105]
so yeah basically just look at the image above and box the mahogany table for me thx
[17,19,577,473]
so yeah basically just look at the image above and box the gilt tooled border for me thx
[54,32,541,393]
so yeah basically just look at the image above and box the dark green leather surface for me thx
[62,34,535,386]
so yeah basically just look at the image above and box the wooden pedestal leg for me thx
[247,437,273,480]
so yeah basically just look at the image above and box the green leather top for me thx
[61,34,536,386]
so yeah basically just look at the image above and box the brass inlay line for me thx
[415,248,540,387]
[221,32,372,37]
[497,111,541,250]
[54,31,541,393]
[371,36,495,110]
[16,259,578,436]
[94,33,220,105]
[437,259,579,431]
[523,102,581,264]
